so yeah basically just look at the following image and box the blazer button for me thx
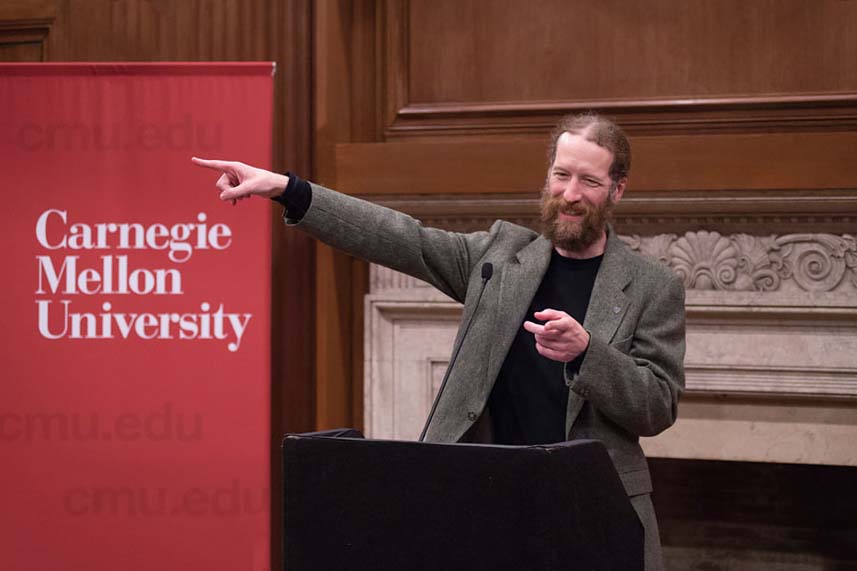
[467,411,478,422]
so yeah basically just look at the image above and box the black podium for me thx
[283,430,642,570]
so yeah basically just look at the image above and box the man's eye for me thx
[553,172,568,180]
[583,178,602,188]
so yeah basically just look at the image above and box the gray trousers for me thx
[629,493,664,571]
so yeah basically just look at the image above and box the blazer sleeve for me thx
[287,183,497,303]
[568,273,686,437]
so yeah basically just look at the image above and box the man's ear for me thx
[611,178,628,202]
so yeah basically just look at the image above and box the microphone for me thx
[481,262,494,281]
[419,262,494,442]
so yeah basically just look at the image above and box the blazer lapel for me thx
[566,230,633,435]
[582,234,632,343]
[485,236,553,390]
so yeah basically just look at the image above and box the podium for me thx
[283,430,643,570]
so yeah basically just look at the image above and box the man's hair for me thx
[547,112,631,185]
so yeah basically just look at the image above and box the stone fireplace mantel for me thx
[363,190,857,467]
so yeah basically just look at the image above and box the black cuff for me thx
[271,171,312,221]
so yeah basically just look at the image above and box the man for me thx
[193,113,686,570]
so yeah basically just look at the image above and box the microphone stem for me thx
[418,275,490,443]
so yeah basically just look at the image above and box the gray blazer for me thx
[293,183,686,498]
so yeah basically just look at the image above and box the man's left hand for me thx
[523,309,590,363]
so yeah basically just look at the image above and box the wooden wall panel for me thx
[334,131,857,195]
[0,19,52,61]
[383,0,857,138]
[312,0,381,432]
[406,0,857,103]
[0,2,315,568]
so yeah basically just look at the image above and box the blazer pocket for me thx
[610,334,633,354]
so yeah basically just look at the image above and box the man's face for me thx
[541,131,626,256]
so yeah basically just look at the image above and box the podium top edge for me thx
[0,62,277,77]
[283,432,606,453]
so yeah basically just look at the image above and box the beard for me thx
[540,187,615,254]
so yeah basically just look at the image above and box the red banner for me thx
[0,63,273,571]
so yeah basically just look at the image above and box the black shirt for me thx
[487,250,602,445]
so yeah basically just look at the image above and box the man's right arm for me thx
[286,181,495,303]
[192,158,497,303]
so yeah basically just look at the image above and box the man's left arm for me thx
[570,275,686,437]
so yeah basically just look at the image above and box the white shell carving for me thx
[626,232,857,292]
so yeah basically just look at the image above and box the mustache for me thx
[543,195,591,217]
[559,204,587,216]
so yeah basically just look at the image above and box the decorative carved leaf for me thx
[628,232,856,292]
[670,231,739,290]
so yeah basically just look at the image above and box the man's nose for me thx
[562,177,583,202]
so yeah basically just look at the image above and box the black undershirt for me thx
[273,178,603,445]
[487,250,602,445]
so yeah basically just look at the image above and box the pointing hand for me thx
[523,308,590,363]
[192,157,289,205]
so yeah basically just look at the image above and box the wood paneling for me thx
[312,0,381,433]
[334,131,857,195]
[336,139,546,194]
[0,18,52,61]
[389,94,857,139]
[0,2,315,568]
[383,0,857,138]
[406,0,857,103]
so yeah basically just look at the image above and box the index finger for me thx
[533,308,568,322]
[523,320,545,335]
[191,157,234,172]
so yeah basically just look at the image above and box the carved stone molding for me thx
[369,192,857,294]
[640,395,857,466]
[366,259,857,400]
[624,232,857,293]
[363,295,459,440]
[371,265,434,293]
[365,261,857,466]
[683,364,857,397]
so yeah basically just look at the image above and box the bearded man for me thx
[194,112,686,570]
